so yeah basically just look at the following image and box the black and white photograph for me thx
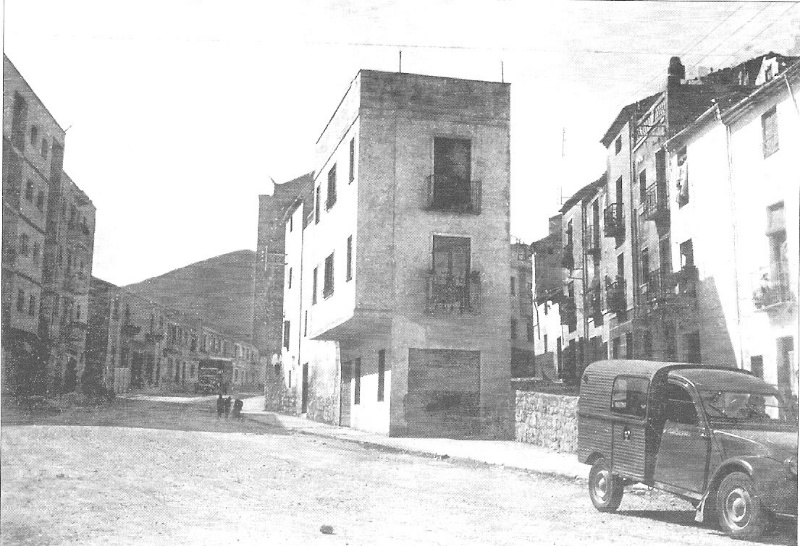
[1,1,799,544]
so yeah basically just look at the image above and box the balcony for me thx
[603,203,625,239]
[561,244,574,270]
[424,270,481,314]
[425,176,481,214]
[605,276,627,314]
[121,323,141,338]
[639,269,677,312]
[754,272,794,310]
[145,332,165,343]
[560,296,577,327]
[673,265,698,297]
[641,183,669,222]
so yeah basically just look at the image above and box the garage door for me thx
[407,349,480,438]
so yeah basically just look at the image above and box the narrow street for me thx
[1,397,796,545]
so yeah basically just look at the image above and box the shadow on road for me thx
[1,397,290,437]
[619,509,797,545]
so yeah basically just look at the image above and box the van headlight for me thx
[784,457,798,477]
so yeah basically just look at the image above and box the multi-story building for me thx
[2,54,96,395]
[87,277,261,394]
[510,240,535,378]
[265,69,512,437]
[541,53,796,386]
[531,215,564,380]
[665,59,799,406]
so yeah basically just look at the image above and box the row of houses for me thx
[2,54,261,398]
[532,54,799,409]
[2,55,97,396]
[87,278,262,394]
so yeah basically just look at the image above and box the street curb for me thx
[241,412,589,483]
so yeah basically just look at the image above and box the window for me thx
[762,106,779,158]
[611,376,649,418]
[526,320,534,342]
[354,357,361,405]
[625,332,633,359]
[25,180,34,201]
[750,355,764,378]
[431,235,471,309]
[377,349,386,402]
[543,334,548,353]
[28,294,36,316]
[19,233,29,256]
[639,169,647,203]
[289,215,293,232]
[283,321,290,350]
[677,147,689,207]
[640,248,650,284]
[685,331,701,363]
[612,337,621,358]
[323,253,335,298]
[326,164,337,210]
[304,311,308,337]
[312,267,318,304]
[314,186,321,224]
[17,290,25,312]
[346,235,353,281]
[349,137,355,183]
[40,138,48,159]
[510,276,516,295]
[511,318,517,340]
[767,203,788,287]
[615,136,622,154]
[36,190,44,211]
[32,243,40,265]
[30,126,38,145]
[431,137,472,210]
[642,330,653,359]
[288,267,292,289]
[679,240,694,269]
[665,382,698,425]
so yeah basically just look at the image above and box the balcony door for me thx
[433,138,471,208]
[433,236,470,286]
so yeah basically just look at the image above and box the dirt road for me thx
[1,398,796,545]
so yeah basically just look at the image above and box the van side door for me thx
[652,380,711,495]
[610,375,649,480]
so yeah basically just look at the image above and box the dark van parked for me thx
[578,360,797,539]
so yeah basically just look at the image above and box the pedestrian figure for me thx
[216,394,224,419]
[232,398,243,419]
[224,396,232,418]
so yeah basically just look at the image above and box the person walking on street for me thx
[232,398,243,419]
[224,396,232,418]
[216,394,225,419]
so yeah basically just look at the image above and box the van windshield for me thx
[699,390,792,424]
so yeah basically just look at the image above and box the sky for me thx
[4,0,799,286]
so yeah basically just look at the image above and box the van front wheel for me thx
[589,458,623,512]
[716,472,768,539]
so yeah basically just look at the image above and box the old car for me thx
[578,360,797,539]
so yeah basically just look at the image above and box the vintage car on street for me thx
[578,360,798,539]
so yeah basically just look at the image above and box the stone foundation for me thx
[514,391,578,453]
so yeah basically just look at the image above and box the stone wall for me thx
[514,391,578,453]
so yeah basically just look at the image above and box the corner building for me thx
[286,70,512,437]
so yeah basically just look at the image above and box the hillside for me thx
[124,250,255,342]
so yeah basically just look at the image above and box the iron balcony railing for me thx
[641,183,669,221]
[754,271,794,310]
[586,286,603,322]
[639,268,677,311]
[605,276,627,314]
[424,270,481,314]
[426,176,482,214]
[603,203,625,238]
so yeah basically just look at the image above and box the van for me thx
[578,360,797,539]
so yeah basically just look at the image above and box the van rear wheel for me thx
[716,472,768,539]
[589,458,623,512]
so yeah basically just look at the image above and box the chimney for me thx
[668,56,685,88]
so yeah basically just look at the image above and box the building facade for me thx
[262,70,513,437]
[2,54,96,395]
[87,277,261,394]
[665,60,799,406]
[510,240,535,378]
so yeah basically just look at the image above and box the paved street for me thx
[1,397,796,546]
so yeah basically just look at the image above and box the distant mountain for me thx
[124,250,255,342]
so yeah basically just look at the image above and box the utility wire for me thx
[717,2,799,68]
